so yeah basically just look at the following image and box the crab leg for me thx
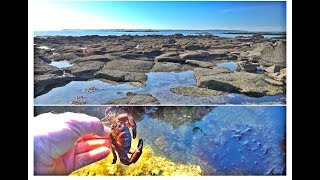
[111,145,117,164]
[100,107,113,122]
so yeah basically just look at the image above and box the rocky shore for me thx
[34,34,286,104]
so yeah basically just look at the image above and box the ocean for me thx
[34,29,285,39]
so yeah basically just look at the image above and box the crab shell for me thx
[110,114,137,154]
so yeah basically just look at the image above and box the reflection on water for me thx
[34,80,137,104]
[34,71,285,105]
[49,60,73,68]
[34,106,286,175]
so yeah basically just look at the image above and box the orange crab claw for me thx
[129,139,143,163]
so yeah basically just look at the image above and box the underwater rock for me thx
[148,106,213,128]
[71,95,87,105]
[70,145,203,176]
[81,86,100,93]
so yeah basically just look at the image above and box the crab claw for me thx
[130,139,143,164]
[127,115,137,139]
[117,113,137,139]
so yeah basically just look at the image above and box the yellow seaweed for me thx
[70,143,203,176]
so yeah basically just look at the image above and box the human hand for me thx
[33,112,111,175]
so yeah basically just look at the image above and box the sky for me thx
[30,1,286,31]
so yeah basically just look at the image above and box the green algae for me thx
[70,140,203,176]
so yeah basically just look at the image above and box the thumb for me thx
[63,112,109,138]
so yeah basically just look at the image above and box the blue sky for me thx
[32,1,286,31]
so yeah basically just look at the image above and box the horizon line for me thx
[34,28,286,33]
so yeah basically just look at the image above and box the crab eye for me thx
[118,124,121,128]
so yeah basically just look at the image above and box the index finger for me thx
[77,132,110,142]
[63,112,110,137]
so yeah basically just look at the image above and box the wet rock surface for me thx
[34,59,63,75]
[151,62,183,72]
[94,70,147,84]
[65,61,105,79]
[170,86,227,96]
[236,61,260,72]
[185,60,214,68]
[101,60,154,72]
[34,73,78,97]
[194,68,284,96]
[107,92,160,105]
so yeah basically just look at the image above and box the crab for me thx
[102,108,143,165]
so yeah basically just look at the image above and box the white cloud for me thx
[218,7,256,14]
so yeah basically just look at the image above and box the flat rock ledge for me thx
[106,92,160,105]
[194,68,284,97]
[170,86,227,96]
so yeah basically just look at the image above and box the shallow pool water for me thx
[49,60,73,68]
[34,80,138,104]
[137,106,286,175]
[217,61,238,72]
[34,106,286,175]
[34,71,285,105]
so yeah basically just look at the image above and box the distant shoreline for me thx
[223,32,286,35]
[45,29,285,33]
